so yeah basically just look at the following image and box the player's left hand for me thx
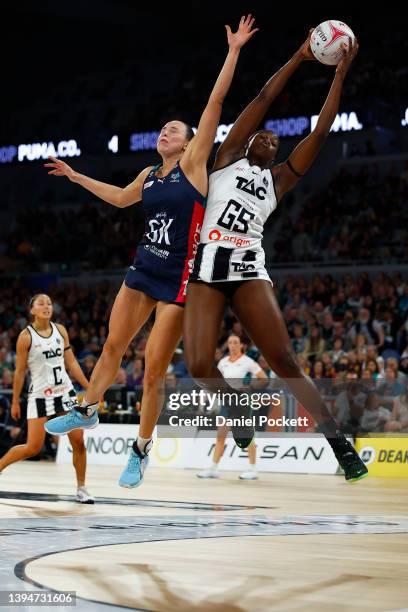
[226,14,259,51]
[336,36,359,76]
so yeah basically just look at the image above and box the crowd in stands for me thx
[1,270,408,438]
[274,162,408,263]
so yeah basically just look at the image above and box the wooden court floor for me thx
[0,462,407,612]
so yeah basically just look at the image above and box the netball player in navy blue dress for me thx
[44,16,258,487]
[184,33,368,481]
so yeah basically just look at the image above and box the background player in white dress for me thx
[185,33,368,482]
[197,334,267,480]
[0,294,94,503]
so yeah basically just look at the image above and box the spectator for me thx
[291,323,306,354]
[311,359,331,393]
[365,358,381,381]
[1,368,13,389]
[377,368,405,407]
[82,355,97,380]
[321,312,335,343]
[360,392,391,433]
[386,357,407,385]
[114,368,127,385]
[333,379,366,431]
[349,308,385,347]
[303,326,325,362]
[171,350,189,379]
[126,358,144,388]
[384,382,408,432]
[0,348,13,377]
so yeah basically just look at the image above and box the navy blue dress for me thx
[125,162,206,305]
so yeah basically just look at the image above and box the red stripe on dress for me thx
[175,201,205,303]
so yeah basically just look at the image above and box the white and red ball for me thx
[310,20,355,65]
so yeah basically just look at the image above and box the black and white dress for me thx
[26,322,76,419]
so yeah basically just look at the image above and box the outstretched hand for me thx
[336,36,359,77]
[298,28,316,61]
[226,14,259,51]
[44,156,76,181]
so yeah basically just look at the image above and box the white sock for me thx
[137,437,152,454]
[211,462,219,471]
[249,465,257,472]
[80,399,98,416]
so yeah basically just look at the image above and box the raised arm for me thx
[273,37,359,202]
[11,330,30,421]
[44,157,153,208]
[213,31,314,170]
[181,15,258,182]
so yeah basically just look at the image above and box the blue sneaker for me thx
[119,441,152,488]
[44,408,99,435]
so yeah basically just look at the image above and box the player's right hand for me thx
[11,401,21,421]
[44,156,76,181]
[226,14,259,51]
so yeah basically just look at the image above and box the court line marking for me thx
[0,491,273,511]
[13,515,408,612]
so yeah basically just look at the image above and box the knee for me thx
[25,443,43,458]
[144,363,167,388]
[269,349,301,378]
[103,337,125,359]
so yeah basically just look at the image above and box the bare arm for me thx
[213,31,315,170]
[57,324,89,389]
[256,370,268,380]
[11,331,30,420]
[44,158,153,208]
[391,399,399,421]
[182,15,258,183]
[273,38,359,202]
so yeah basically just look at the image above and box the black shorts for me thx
[188,278,247,301]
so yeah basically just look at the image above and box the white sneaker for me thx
[196,469,220,479]
[76,486,95,504]
[239,470,258,480]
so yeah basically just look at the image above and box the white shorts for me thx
[190,242,272,283]
[27,389,77,420]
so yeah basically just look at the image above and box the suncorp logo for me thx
[67,436,135,455]
[208,229,250,248]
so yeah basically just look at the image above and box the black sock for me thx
[318,417,338,440]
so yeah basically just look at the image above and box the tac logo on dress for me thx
[170,172,180,183]
[235,176,267,200]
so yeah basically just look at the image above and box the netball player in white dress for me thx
[0,294,94,502]
[185,34,368,481]
[197,334,267,480]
